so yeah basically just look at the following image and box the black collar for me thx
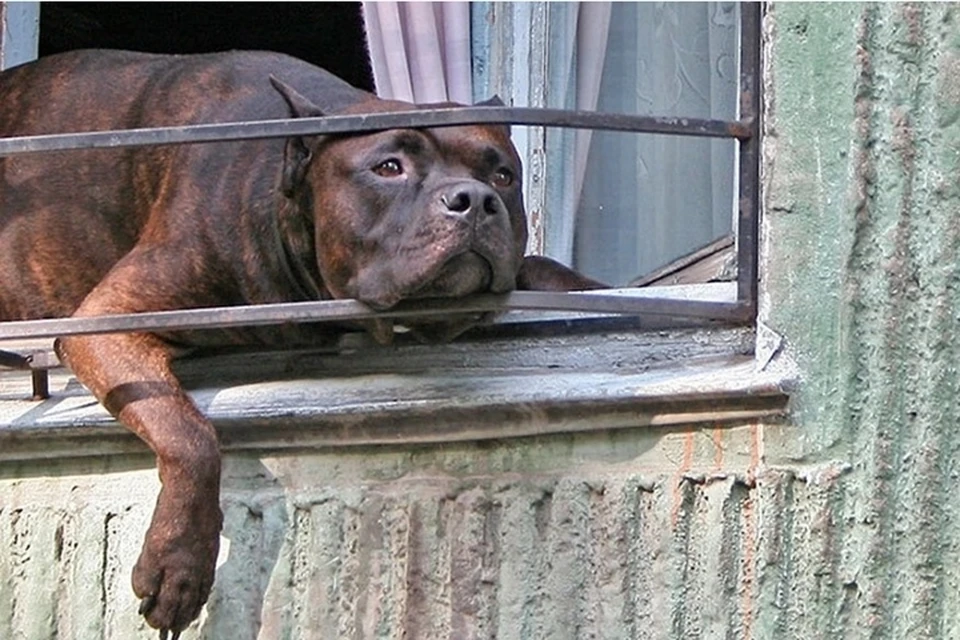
[272,198,325,301]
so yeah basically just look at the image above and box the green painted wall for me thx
[763,2,960,637]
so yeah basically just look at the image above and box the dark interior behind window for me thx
[38,2,375,91]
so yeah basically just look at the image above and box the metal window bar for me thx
[0,3,762,395]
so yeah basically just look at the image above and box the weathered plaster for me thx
[763,3,960,637]
[0,422,769,639]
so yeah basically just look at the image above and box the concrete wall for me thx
[3,2,960,639]
[762,2,960,637]
[1,423,767,640]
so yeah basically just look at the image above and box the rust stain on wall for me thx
[712,426,725,471]
[671,431,696,529]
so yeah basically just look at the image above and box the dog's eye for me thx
[373,159,404,178]
[491,168,514,188]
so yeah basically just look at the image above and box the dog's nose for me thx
[440,183,503,219]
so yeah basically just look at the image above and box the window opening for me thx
[553,3,741,287]
[0,2,762,400]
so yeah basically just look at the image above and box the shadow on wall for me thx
[200,455,288,639]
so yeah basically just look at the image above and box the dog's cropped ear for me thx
[516,255,607,291]
[476,94,506,107]
[270,76,324,118]
[270,76,325,196]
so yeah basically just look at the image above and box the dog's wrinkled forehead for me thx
[335,98,517,162]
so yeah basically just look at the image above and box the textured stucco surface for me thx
[4,2,960,638]
[762,2,960,638]
[0,424,767,640]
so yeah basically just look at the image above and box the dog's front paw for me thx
[132,490,222,636]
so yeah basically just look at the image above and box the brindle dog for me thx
[0,50,602,636]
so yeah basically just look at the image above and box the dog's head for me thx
[272,78,529,341]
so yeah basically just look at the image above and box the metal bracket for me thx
[0,348,57,400]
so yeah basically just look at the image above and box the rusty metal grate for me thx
[0,3,762,395]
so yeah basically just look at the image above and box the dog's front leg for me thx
[58,328,221,637]
[517,255,607,291]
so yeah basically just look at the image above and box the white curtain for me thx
[361,2,472,104]
[541,3,613,271]
[568,3,739,285]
